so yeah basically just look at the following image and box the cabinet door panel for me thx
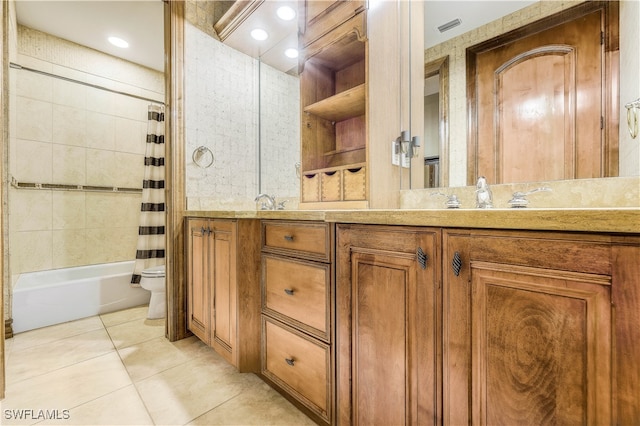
[337,225,441,426]
[472,263,611,425]
[351,252,413,425]
[187,219,210,344]
[211,221,237,365]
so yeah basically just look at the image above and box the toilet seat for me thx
[141,265,165,278]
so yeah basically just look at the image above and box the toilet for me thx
[139,265,166,319]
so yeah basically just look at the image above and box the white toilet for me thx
[140,265,166,319]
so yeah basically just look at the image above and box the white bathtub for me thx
[12,261,151,334]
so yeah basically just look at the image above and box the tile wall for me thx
[425,0,640,187]
[8,26,164,302]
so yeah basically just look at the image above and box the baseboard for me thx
[5,318,13,339]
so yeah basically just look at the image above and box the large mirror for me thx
[184,1,300,210]
[183,0,638,206]
[419,0,639,188]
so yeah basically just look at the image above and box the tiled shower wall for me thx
[426,0,640,187]
[8,26,164,290]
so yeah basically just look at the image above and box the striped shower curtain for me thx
[131,104,166,286]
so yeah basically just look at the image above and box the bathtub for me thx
[12,261,151,334]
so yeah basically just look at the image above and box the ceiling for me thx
[14,1,538,74]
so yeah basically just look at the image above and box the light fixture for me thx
[437,18,462,33]
[108,36,129,48]
[284,48,298,59]
[250,28,268,41]
[277,6,296,21]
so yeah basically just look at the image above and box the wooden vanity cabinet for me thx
[337,225,640,425]
[336,224,442,425]
[185,218,261,372]
[260,220,335,425]
[442,229,640,425]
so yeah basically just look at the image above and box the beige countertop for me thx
[185,208,640,234]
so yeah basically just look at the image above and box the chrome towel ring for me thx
[192,146,214,168]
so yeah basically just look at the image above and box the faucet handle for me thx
[508,187,552,208]
[277,200,288,210]
[430,192,461,209]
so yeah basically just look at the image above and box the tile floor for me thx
[1,305,315,425]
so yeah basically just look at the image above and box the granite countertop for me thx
[184,207,640,234]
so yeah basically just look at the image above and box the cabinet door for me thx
[187,219,210,344]
[337,225,441,425]
[210,220,237,365]
[443,230,612,425]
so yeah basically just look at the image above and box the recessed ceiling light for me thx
[284,48,298,59]
[250,28,268,41]
[277,6,296,21]
[108,36,129,48]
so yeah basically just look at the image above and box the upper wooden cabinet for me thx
[299,0,366,48]
[299,0,424,209]
[185,218,261,373]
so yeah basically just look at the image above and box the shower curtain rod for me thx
[10,62,165,106]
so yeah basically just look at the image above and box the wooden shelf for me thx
[303,84,365,122]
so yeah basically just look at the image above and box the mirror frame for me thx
[424,56,449,188]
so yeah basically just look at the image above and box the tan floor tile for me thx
[118,336,193,382]
[135,350,256,425]
[6,328,115,385]
[106,317,165,349]
[11,316,104,352]
[1,352,132,422]
[188,377,316,426]
[100,305,149,328]
[37,385,153,426]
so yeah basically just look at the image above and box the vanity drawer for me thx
[262,221,331,261]
[262,254,330,340]
[262,317,330,421]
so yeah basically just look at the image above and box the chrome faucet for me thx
[254,193,276,210]
[475,176,493,208]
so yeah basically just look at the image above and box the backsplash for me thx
[401,176,640,210]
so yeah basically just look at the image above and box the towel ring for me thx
[192,146,214,168]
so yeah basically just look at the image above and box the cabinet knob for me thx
[452,251,463,276]
[285,357,295,366]
[284,288,295,296]
[284,235,294,242]
[417,247,428,269]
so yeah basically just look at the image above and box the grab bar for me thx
[10,177,142,194]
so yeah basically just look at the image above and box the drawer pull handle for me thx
[285,357,295,366]
[284,235,294,241]
[284,288,295,296]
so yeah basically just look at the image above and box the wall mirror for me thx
[416,0,639,189]
[184,1,300,209]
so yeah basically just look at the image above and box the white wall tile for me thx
[15,96,52,142]
[52,144,86,185]
[12,138,53,183]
